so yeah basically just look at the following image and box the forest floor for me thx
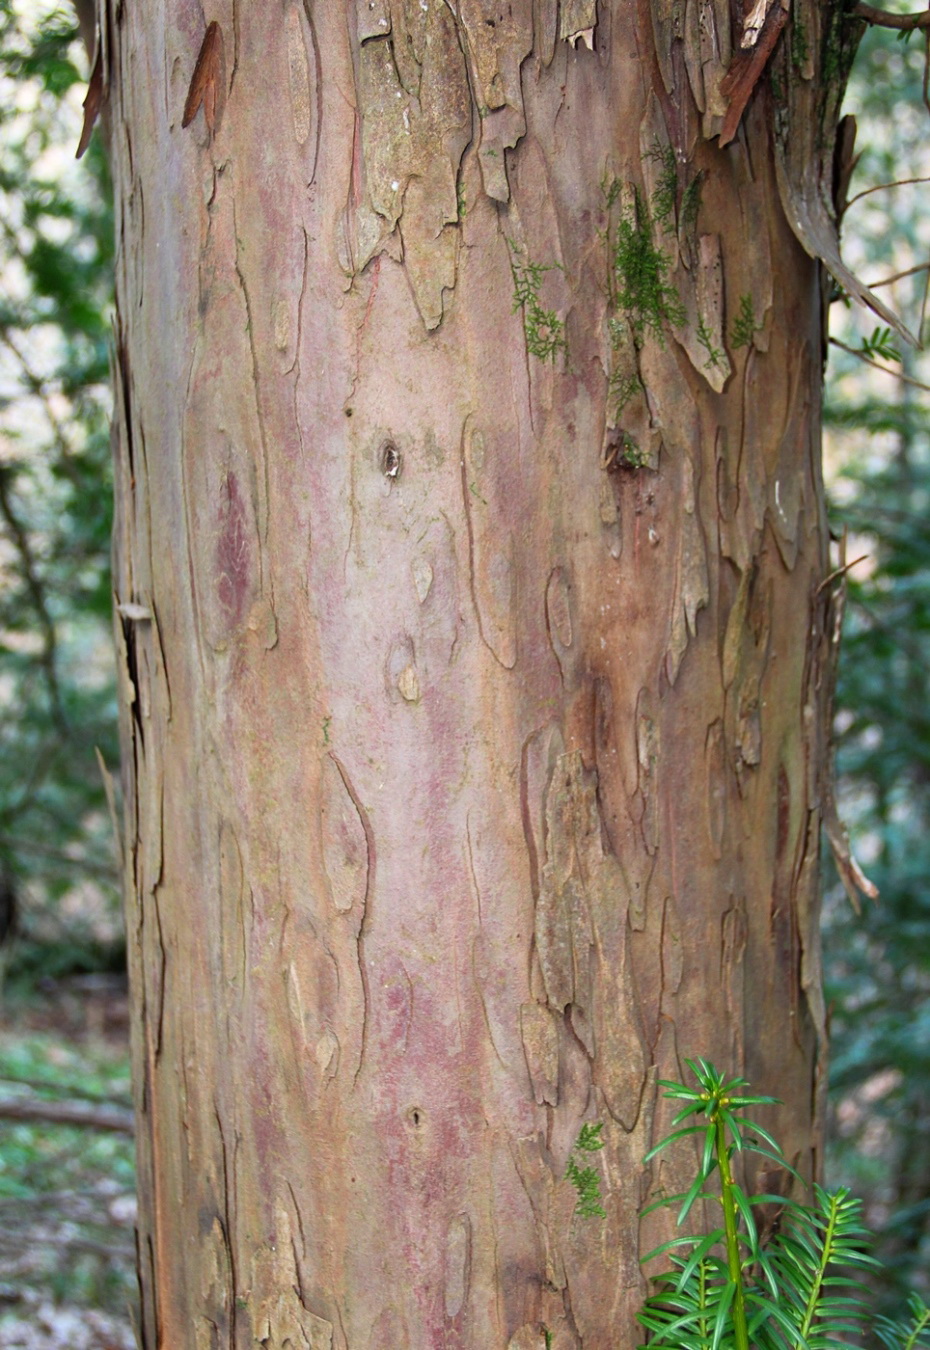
[0,975,136,1349]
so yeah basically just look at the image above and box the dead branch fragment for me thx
[75,43,103,159]
[719,3,789,146]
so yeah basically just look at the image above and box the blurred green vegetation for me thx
[0,4,130,1329]
[823,8,930,1317]
[0,1036,132,1201]
[0,1028,135,1316]
[0,0,120,981]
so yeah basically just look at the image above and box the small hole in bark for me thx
[380,441,401,479]
[408,1106,424,1128]
[344,407,353,417]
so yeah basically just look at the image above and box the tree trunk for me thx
[105,2,860,1345]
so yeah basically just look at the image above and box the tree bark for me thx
[105,2,857,1345]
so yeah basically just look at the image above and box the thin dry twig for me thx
[815,555,870,597]
[830,338,930,392]
[867,260,930,289]
[845,175,930,209]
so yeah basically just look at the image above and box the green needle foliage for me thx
[566,1120,607,1219]
[644,140,677,230]
[627,1060,929,1349]
[858,326,901,364]
[731,294,762,351]
[876,1295,930,1350]
[509,245,567,363]
[612,186,685,347]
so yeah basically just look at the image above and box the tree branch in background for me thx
[68,0,97,60]
[845,175,930,210]
[0,834,118,880]
[0,1096,134,1134]
[854,4,930,30]
[0,462,65,730]
[867,260,930,289]
[830,337,930,392]
[0,1070,130,1107]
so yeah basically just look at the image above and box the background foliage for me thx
[0,0,119,985]
[820,4,930,1318]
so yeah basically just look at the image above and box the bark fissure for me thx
[325,751,374,1086]
[231,211,272,555]
[215,1102,239,1339]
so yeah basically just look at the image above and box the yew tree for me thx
[91,0,905,1345]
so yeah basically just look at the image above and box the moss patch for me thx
[612,187,684,346]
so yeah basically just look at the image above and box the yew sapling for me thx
[567,1060,930,1348]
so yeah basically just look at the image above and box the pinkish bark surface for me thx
[104,2,855,1345]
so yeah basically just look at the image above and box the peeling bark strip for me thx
[109,1,848,1344]
[740,0,782,49]
[770,0,918,346]
[182,21,224,134]
[75,42,104,159]
[720,2,789,144]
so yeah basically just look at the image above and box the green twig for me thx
[715,1108,751,1350]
